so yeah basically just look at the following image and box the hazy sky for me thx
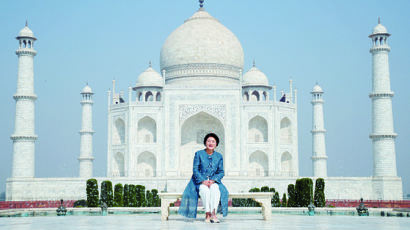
[0,0,409,197]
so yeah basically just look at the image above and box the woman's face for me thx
[205,137,217,151]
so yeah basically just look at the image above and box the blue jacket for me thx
[178,149,229,218]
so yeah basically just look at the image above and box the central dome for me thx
[160,8,244,85]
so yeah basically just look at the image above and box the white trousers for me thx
[199,183,220,213]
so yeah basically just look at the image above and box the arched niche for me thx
[112,152,124,177]
[113,118,125,145]
[251,90,260,102]
[248,150,268,176]
[243,92,249,101]
[179,111,225,176]
[137,151,156,177]
[281,151,292,174]
[280,117,292,144]
[137,116,157,143]
[248,115,268,143]
[145,91,154,101]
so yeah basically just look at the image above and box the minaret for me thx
[369,19,397,177]
[11,22,38,178]
[311,84,327,177]
[78,84,95,178]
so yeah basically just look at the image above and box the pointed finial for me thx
[25,20,28,27]
[253,59,256,67]
[199,0,204,8]
[378,17,381,24]
[149,61,152,67]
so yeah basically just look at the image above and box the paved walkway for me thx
[1,214,410,230]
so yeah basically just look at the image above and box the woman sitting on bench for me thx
[178,133,228,223]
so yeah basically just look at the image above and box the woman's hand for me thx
[202,180,215,188]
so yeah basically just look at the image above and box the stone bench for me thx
[158,192,273,221]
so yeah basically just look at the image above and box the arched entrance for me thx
[179,111,225,176]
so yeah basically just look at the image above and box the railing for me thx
[0,200,75,210]
[326,200,410,208]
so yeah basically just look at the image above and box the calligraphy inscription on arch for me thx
[179,104,226,124]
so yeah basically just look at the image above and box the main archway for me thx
[179,111,225,176]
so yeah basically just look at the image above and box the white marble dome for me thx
[135,66,163,87]
[17,26,36,39]
[243,66,269,87]
[312,84,323,93]
[372,23,388,34]
[81,85,93,94]
[160,9,244,71]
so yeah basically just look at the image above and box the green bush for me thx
[136,185,146,207]
[269,187,276,206]
[146,190,153,207]
[151,189,161,207]
[128,185,137,207]
[248,187,261,207]
[295,178,313,207]
[113,183,124,207]
[287,184,296,207]
[281,193,287,207]
[273,192,281,207]
[86,179,99,207]
[123,184,129,207]
[314,178,326,207]
[261,186,269,192]
[74,199,87,208]
[100,180,114,207]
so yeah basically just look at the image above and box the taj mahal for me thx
[6,2,403,201]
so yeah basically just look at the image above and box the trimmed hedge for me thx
[272,192,280,207]
[295,178,313,207]
[129,185,137,207]
[136,185,146,207]
[113,183,124,207]
[74,199,87,208]
[281,193,287,207]
[287,184,296,207]
[100,180,114,207]
[85,181,164,207]
[86,179,99,207]
[123,184,129,207]
[151,189,160,207]
[314,178,326,207]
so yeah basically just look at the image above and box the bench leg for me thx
[254,198,272,221]
[161,199,172,221]
[161,198,178,221]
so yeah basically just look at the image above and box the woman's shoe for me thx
[205,212,211,223]
[210,216,220,223]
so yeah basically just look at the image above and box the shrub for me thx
[136,185,146,207]
[86,179,99,207]
[74,199,87,208]
[151,189,161,207]
[314,178,326,207]
[100,180,114,207]
[113,183,124,207]
[273,192,281,207]
[295,178,313,207]
[287,184,296,207]
[281,193,287,207]
[146,190,153,207]
[128,185,137,207]
[269,187,276,206]
[123,184,129,207]
[248,187,261,207]
[261,186,269,192]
